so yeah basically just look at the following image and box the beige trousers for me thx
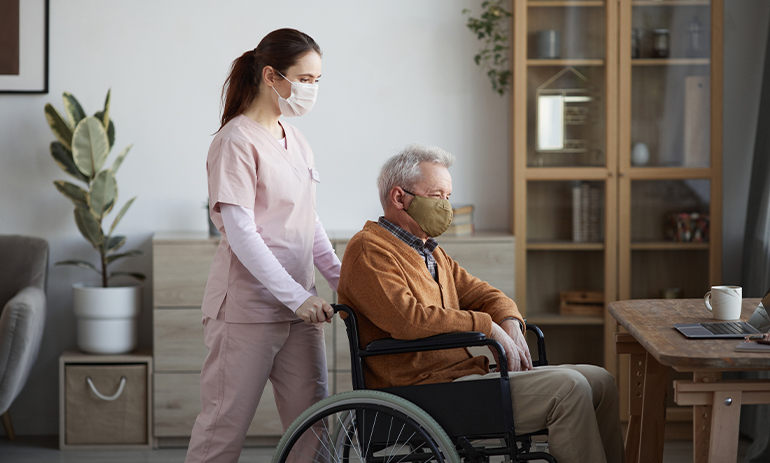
[185,311,327,463]
[457,364,624,463]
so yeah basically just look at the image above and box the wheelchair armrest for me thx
[526,322,549,367]
[363,332,511,374]
[365,332,487,353]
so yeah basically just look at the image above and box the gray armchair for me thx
[0,235,48,439]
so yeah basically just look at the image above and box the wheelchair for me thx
[272,304,556,463]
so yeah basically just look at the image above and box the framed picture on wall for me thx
[0,0,49,94]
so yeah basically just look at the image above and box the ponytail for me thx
[219,29,322,131]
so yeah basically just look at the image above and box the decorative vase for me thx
[631,142,650,166]
[72,284,141,354]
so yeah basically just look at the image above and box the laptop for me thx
[674,288,770,339]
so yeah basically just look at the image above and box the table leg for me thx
[638,351,668,463]
[625,353,645,463]
[707,390,742,463]
[692,372,718,463]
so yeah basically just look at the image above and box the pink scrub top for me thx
[203,115,318,323]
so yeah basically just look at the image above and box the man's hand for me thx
[296,296,334,324]
[489,321,533,372]
[500,319,533,371]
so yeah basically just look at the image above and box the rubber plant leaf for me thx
[94,111,115,150]
[44,104,73,151]
[109,271,146,282]
[106,250,143,264]
[109,196,135,236]
[50,141,88,182]
[62,92,86,128]
[72,116,110,178]
[54,259,100,274]
[100,89,111,135]
[89,170,117,221]
[74,207,104,249]
[110,143,132,174]
[54,181,89,209]
[104,235,126,253]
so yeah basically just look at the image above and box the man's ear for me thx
[390,186,409,211]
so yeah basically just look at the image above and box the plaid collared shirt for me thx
[377,217,439,281]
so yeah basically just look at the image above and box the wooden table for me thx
[609,298,770,463]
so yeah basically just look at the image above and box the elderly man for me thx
[337,143,624,463]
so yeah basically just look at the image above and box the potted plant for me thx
[44,90,145,354]
[462,0,512,95]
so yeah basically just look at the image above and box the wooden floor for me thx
[0,435,752,462]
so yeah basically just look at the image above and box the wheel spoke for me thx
[336,411,365,462]
[385,423,407,463]
[394,440,428,463]
[387,431,417,462]
[309,422,334,462]
[363,411,378,460]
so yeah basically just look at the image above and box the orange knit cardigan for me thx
[337,221,523,389]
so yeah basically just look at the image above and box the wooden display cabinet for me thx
[513,0,619,374]
[512,0,722,412]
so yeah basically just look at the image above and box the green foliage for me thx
[462,0,512,95]
[45,90,145,287]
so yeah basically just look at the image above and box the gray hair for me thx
[377,143,455,210]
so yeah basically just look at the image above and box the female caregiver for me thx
[185,28,341,463]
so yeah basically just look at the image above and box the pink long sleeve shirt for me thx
[202,115,340,323]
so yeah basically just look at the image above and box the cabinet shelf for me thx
[525,314,605,326]
[528,59,605,67]
[528,241,604,251]
[633,0,710,6]
[632,59,710,66]
[630,241,709,251]
[525,167,610,180]
[528,1,605,7]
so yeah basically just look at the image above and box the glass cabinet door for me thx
[618,0,721,302]
[624,1,713,169]
[525,1,612,168]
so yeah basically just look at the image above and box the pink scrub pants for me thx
[185,309,328,463]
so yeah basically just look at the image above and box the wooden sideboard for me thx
[151,230,515,447]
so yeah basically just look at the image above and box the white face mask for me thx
[272,70,317,117]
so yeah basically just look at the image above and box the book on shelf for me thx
[452,204,474,216]
[571,182,601,243]
[442,204,475,236]
[443,222,474,237]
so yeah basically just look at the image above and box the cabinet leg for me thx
[1,411,15,440]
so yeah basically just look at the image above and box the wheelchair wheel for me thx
[272,390,460,463]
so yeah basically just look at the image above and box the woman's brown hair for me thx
[219,28,322,130]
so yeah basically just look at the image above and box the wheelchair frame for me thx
[332,304,556,463]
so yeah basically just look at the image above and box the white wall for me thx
[0,0,766,437]
[0,0,509,435]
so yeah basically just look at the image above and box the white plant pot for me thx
[73,283,142,355]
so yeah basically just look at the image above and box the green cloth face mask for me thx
[403,189,453,237]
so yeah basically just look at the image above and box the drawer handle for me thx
[86,376,127,401]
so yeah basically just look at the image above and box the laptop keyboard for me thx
[702,322,754,335]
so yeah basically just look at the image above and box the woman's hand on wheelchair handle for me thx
[296,296,334,324]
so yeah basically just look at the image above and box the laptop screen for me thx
[747,288,770,332]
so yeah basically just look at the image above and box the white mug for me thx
[704,285,742,320]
